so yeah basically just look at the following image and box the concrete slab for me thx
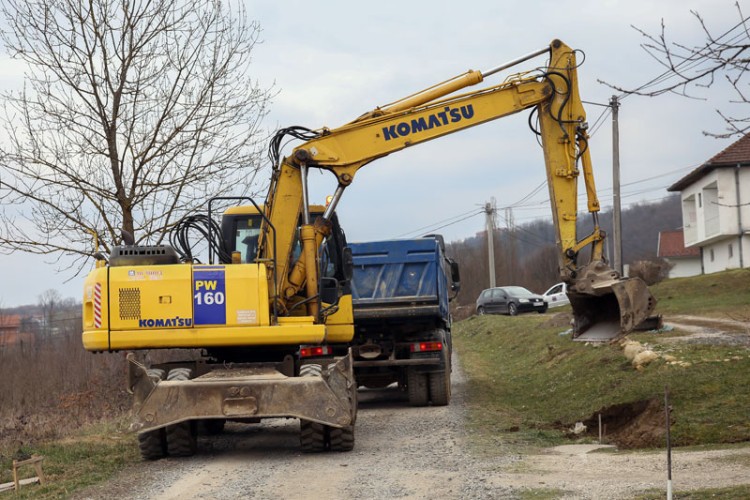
[551,444,617,455]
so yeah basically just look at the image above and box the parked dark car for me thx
[476,286,547,316]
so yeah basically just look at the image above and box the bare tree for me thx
[0,0,273,272]
[602,2,750,138]
[38,288,62,335]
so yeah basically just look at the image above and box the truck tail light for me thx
[299,345,332,358]
[410,341,443,353]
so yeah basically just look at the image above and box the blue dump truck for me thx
[341,235,460,406]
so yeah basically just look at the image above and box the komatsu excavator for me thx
[82,39,655,459]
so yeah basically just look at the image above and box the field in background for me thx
[0,326,129,450]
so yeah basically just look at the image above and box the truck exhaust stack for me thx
[567,262,657,342]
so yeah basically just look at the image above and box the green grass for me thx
[649,268,750,317]
[0,422,138,499]
[453,310,750,453]
[518,487,574,499]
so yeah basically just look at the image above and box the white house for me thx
[668,134,750,274]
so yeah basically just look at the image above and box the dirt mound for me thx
[541,312,572,329]
[582,398,667,449]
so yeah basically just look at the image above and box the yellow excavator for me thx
[82,39,655,459]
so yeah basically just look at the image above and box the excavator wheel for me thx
[299,364,327,452]
[138,429,167,461]
[137,368,168,460]
[329,425,354,452]
[165,368,197,457]
[300,421,327,452]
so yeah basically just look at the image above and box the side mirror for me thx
[449,259,461,293]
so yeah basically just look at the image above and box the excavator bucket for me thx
[567,262,657,342]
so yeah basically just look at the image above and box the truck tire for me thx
[138,368,168,460]
[407,368,429,406]
[428,370,451,406]
[165,368,197,457]
[428,346,452,406]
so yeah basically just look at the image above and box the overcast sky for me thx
[0,0,743,306]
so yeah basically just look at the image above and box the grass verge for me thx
[649,268,750,317]
[0,422,138,499]
[453,312,750,454]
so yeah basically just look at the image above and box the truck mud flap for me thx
[127,353,356,434]
[568,262,656,342]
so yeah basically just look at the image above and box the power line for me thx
[394,209,483,238]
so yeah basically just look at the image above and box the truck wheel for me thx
[165,368,197,457]
[329,425,354,452]
[300,421,327,452]
[428,370,451,406]
[428,346,452,406]
[407,368,429,406]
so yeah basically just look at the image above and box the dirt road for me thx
[74,356,750,500]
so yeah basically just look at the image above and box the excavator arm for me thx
[261,39,655,340]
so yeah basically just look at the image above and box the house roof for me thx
[657,230,700,258]
[0,314,21,330]
[668,133,750,192]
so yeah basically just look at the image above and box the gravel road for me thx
[73,354,750,500]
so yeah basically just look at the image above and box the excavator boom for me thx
[261,39,655,340]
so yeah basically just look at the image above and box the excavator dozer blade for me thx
[567,263,657,342]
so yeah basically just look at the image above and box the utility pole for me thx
[611,95,623,276]
[506,207,515,283]
[484,200,496,288]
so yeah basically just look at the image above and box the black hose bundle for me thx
[169,214,232,263]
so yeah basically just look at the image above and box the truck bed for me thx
[349,238,449,323]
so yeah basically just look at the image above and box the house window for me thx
[710,249,715,262]
[698,193,702,207]
[729,244,734,259]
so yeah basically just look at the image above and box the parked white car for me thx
[542,282,570,308]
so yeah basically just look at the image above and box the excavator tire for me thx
[407,368,429,406]
[137,368,168,460]
[326,361,356,452]
[329,425,355,452]
[165,368,197,457]
[138,429,167,461]
[299,364,327,452]
[300,421,327,452]
[299,363,323,377]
